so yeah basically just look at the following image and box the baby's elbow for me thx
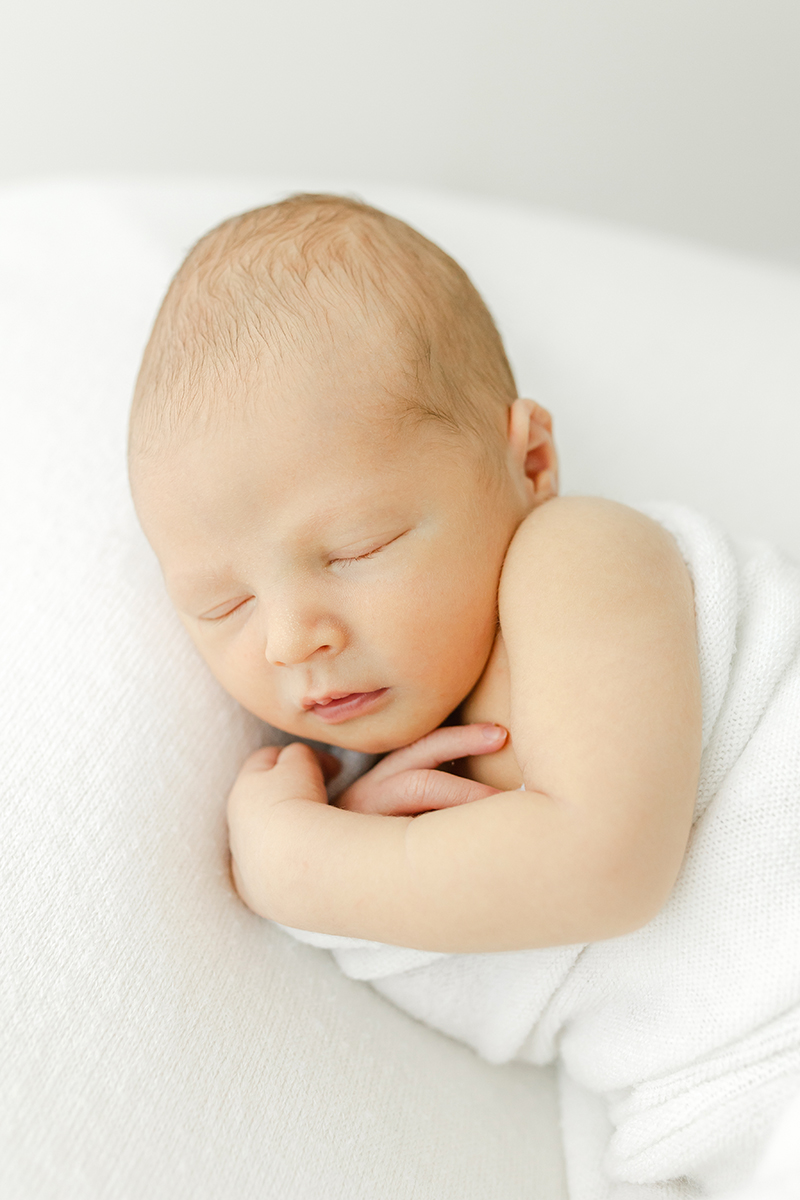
[588,849,683,941]
[592,889,667,942]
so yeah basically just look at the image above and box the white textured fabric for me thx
[285,504,800,1197]
[2,176,800,1200]
[718,1087,800,1200]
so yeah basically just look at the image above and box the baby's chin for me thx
[319,728,426,755]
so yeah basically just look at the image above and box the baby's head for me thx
[129,194,557,753]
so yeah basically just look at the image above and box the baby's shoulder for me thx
[499,495,691,621]
[505,493,678,556]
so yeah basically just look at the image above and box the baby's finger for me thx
[240,745,283,774]
[274,742,329,803]
[276,742,323,771]
[369,724,507,780]
[340,769,499,815]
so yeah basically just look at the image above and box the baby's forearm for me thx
[238,797,412,939]
[237,787,672,953]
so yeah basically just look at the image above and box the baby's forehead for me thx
[131,389,468,581]
[135,349,429,487]
[187,298,432,439]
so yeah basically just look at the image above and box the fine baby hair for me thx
[129,193,518,462]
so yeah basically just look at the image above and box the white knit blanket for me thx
[280,503,800,1196]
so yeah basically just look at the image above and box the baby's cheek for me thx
[201,637,273,712]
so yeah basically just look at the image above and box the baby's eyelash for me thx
[334,546,384,567]
[332,531,408,567]
[201,598,253,622]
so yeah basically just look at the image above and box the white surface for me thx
[1,177,799,1199]
[1,1,799,265]
[721,1087,800,1200]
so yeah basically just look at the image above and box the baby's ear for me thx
[508,399,558,504]
[529,401,554,435]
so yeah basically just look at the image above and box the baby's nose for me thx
[263,610,343,667]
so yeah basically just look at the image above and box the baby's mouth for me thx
[305,689,389,724]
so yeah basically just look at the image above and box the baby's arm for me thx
[228,497,702,952]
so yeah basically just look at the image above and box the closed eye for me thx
[198,597,254,622]
[331,531,408,567]
[334,546,385,567]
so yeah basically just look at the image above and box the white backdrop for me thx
[0,0,798,267]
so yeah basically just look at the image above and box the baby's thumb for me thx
[277,742,329,801]
[277,742,320,770]
[240,744,282,773]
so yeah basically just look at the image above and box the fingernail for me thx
[482,724,506,743]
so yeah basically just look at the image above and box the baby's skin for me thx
[132,318,702,955]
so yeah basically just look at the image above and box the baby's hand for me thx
[226,728,505,918]
[227,742,337,912]
[335,724,507,816]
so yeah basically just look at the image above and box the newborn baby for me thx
[129,194,800,1198]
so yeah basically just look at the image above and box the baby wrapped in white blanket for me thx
[283,502,800,1197]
